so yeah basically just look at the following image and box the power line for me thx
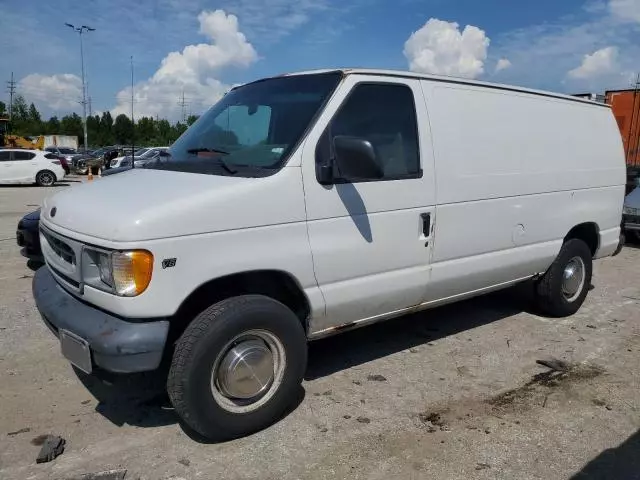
[6,72,16,120]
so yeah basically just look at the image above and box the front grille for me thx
[49,264,80,288]
[42,230,76,266]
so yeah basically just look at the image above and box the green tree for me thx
[60,113,83,142]
[186,114,199,126]
[114,114,133,144]
[156,119,171,144]
[0,101,6,116]
[87,115,101,147]
[100,112,114,145]
[11,95,29,135]
[46,116,61,134]
[27,103,43,134]
[136,116,155,144]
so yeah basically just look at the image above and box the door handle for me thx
[421,213,431,237]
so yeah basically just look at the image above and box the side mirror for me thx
[333,136,383,181]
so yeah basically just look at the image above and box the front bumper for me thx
[33,267,169,373]
[16,222,43,262]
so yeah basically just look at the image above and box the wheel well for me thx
[168,270,311,344]
[564,223,599,257]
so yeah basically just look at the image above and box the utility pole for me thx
[6,72,16,120]
[178,89,188,123]
[131,55,135,168]
[65,23,95,151]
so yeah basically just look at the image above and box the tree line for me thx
[0,95,199,148]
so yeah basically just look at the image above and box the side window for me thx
[45,148,54,153]
[213,105,271,146]
[44,153,58,159]
[0,151,11,161]
[13,151,36,160]
[321,83,421,181]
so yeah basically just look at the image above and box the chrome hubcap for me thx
[562,256,585,302]
[41,173,53,185]
[211,330,286,413]
[217,339,274,399]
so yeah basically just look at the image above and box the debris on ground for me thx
[418,412,450,432]
[476,463,491,471]
[367,374,387,382]
[64,469,127,479]
[7,427,30,436]
[35,435,66,464]
[356,417,371,424]
[536,358,569,372]
[178,456,191,467]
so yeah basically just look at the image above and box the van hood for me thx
[42,168,304,242]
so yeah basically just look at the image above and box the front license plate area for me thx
[59,329,92,374]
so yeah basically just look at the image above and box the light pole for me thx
[65,23,95,151]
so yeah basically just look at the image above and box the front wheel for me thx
[167,295,307,441]
[534,238,593,317]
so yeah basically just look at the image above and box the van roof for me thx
[277,68,609,108]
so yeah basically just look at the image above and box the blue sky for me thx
[2,0,640,120]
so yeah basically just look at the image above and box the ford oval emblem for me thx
[50,207,57,217]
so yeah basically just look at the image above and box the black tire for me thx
[535,238,593,317]
[36,170,56,187]
[630,230,640,244]
[167,295,307,441]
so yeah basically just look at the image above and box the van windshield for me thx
[146,72,342,177]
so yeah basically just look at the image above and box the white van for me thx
[33,69,625,440]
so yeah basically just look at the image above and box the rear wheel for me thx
[535,238,592,317]
[167,295,307,441]
[36,170,56,187]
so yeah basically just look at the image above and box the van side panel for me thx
[422,80,625,300]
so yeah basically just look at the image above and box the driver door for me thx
[300,75,436,333]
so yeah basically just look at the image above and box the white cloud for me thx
[495,58,512,73]
[567,46,619,79]
[488,0,640,92]
[609,0,640,22]
[111,10,257,120]
[222,0,328,42]
[18,74,83,110]
[403,19,490,79]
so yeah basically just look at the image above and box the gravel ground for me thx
[0,178,639,480]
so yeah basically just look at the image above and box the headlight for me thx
[112,251,154,296]
[82,248,153,296]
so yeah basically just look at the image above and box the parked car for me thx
[0,149,65,185]
[73,154,102,175]
[51,155,71,174]
[110,147,164,168]
[16,209,42,262]
[622,187,640,242]
[45,146,77,161]
[33,69,625,441]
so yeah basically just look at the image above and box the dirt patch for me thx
[486,363,604,412]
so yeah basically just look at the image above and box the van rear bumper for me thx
[33,267,169,373]
[595,226,621,259]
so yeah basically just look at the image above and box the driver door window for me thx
[318,83,421,182]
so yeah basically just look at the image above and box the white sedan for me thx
[0,149,66,186]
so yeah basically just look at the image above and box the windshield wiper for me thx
[186,147,230,155]
[185,147,236,174]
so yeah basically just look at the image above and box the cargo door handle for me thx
[421,213,431,237]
